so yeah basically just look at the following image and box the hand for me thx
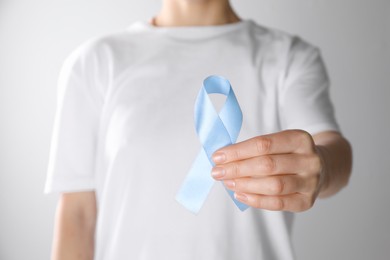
[211,129,326,212]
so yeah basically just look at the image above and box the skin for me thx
[153,0,240,26]
[51,0,352,259]
[52,191,96,260]
[211,130,352,212]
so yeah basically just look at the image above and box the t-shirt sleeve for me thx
[278,37,340,135]
[44,40,107,194]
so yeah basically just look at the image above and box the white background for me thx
[0,0,389,259]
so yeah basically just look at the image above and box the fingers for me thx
[211,154,320,179]
[212,129,315,164]
[224,174,319,196]
[210,130,322,212]
[233,192,315,212]
[223,175,316,196]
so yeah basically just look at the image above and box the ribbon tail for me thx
[175,149,214,214]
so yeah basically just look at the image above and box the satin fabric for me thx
[176,75,249,213]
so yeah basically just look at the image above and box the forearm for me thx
[52,192,97,260]
[314,131,352,198]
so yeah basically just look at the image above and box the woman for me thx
[46,0,352,259]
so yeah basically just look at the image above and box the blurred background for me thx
[0,0,389,259]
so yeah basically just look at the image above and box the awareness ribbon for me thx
[176,75,249,214]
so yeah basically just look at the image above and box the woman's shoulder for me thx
[247,20,321,60]
[62,22,153,68]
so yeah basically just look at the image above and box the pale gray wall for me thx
[0,0,389,259]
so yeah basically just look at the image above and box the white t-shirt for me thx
[45,19,339,260]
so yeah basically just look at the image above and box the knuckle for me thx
[302,175,319,194]
[231,149,241,161]
[255,137,272,154]
[231,162,241,178]
[291,199,310,213]
[255,198,263,209]
[295,130,314,151]
[296,129,311,140]
[310,154,322,172]
[270,198,284,211]
[259,155,276,173]
[226,148,241,162]
[269,177,284,195]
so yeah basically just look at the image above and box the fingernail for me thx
[224,180,236,189]
[234,193,248,202]
[211,167,226,179]
[212,152,226,164]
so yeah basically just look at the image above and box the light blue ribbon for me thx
[176,75,249,214]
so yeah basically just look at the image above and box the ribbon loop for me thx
[176,75,249,213]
